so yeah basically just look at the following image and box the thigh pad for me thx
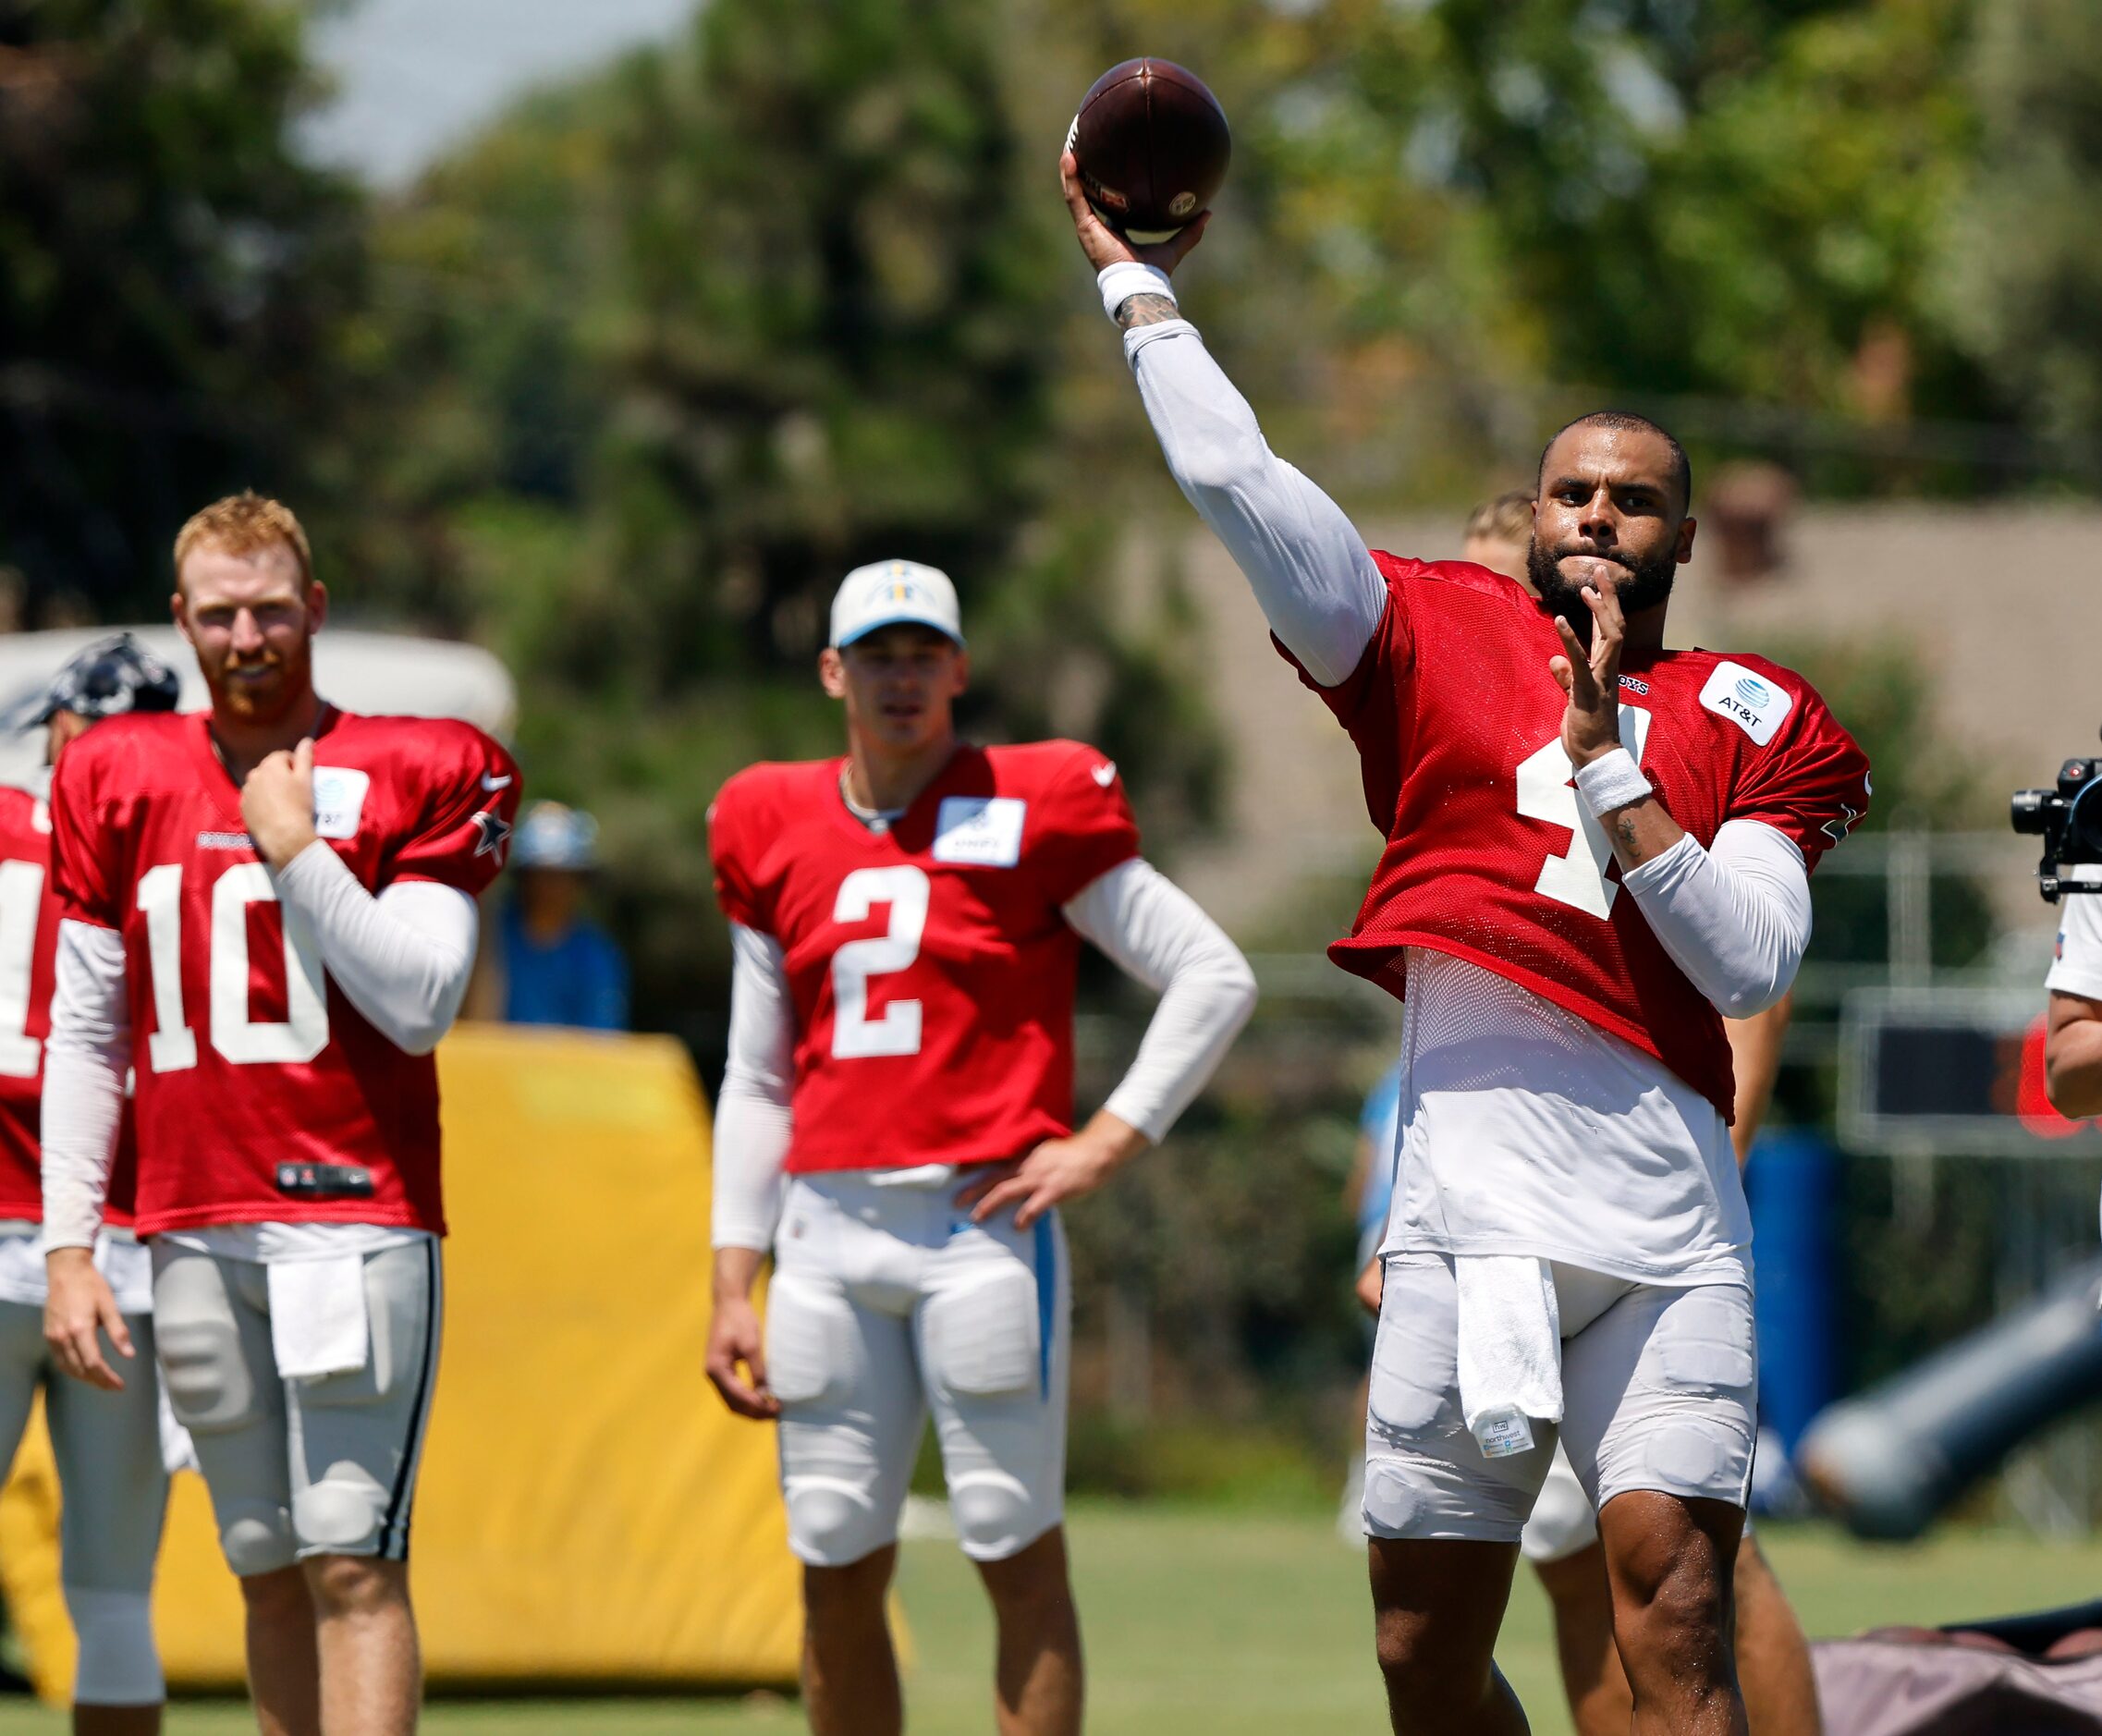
[764,1274,862,1409]
[153,1257,270,1433]
[922,1260,1041,1400]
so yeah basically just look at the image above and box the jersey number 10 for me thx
[136,862,330,1070]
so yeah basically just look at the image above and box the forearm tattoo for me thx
[1116,293,1181,329]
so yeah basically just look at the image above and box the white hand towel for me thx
[1454,1254,1563,1460]
[156,1378,201,1477]
[266,1255,370,1380]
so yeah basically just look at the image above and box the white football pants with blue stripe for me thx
[764,1168,1070,1567]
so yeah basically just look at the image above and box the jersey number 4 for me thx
[1514,707,1652,921]
[830,865,928,1059]
[136,862,329,1070]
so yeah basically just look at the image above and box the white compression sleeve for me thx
[1124,316,1386,687]
[272,843,478,1056]
[1060,858,1257,1143]
[42,921,129,1251]
[714,923,795,1252]
[1619,820,1813,1018]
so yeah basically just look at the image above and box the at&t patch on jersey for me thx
[932,796,1026,868]
[1699,661,1794,746]
[312,766,372,839]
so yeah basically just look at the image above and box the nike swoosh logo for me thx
[1091,763,1118,788]
[481,773,514,791]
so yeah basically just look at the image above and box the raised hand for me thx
[1548,568,1629,770]
[241,735,319,870]
[1059,151,1210,279]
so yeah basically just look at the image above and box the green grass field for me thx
[0,1504,2095,1733]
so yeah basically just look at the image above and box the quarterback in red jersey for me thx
[42,495,519,1736]
[707,559,1254,1736]
[1068,161,1868,1736]
[0,637,180,1735]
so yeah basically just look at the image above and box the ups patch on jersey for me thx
[933,795,1025,867]
[1699,661,1794,747]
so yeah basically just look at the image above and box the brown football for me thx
[1068,58,1230,243]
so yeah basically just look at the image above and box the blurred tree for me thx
[372,0,1231,1043]
[0,0,366,617]
[1244,0,1990,491]
[1932,0,2102,456]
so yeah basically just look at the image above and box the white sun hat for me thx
[829,558,963,650]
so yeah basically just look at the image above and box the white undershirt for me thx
[0,1222,152,1314]
[41,865,478,1263]
[1119,295,1803,1283]
[2047,894,2102,1002]
[712,856,1256,1251]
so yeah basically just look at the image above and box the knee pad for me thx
[947,1468,1050,1562]
[783,1473,895,1568]
[219,1503,298,1577]
[154,1312,262,1434]
[293,1471,388,1557]
[63,1587,163,1706]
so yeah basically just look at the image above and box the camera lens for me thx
[2073,785,2102,859]
[2011,789,2052,835]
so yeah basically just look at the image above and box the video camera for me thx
[2012,733,2102,901]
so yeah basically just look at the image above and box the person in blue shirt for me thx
[1351,1060,1401,1308]
[1338,1060,1402,1538]
[497,801,629,1030]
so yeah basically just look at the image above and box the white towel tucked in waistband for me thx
[266,1255,370,1380]
[1454,1254,1563,1460]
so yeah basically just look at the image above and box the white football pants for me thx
[766,1168,1070,1567]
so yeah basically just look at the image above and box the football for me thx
[1067,58,1230,244]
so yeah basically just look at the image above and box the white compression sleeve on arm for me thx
[1123,316,1386,686]
[1619,820,1813,1018]
[272,843,477,1056]
[714,923,795,1252]
[1061,859,1257,1143]
[42,921,129,1251]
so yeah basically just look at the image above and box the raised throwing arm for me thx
[1062,154,1385,686]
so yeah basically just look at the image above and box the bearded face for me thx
[173,542,323,728]
[1526,535,1679,630]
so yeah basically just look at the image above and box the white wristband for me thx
[1098,261,1176,324]
[1574,749,1653,817]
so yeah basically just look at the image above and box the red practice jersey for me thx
[1287,554,1871,1116]
[48,709,520,1237]
[710,742,1141,1173]
[0,785,136,1225]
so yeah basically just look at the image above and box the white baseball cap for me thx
[829,558,964,649]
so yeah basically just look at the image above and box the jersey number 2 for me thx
[136,862,329,1071]
[1514,706,1652,920]
[831,865,928,1059]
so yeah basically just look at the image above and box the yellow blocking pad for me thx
[0,1025,804,1699]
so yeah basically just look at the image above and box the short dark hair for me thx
[1536,411,1692,517]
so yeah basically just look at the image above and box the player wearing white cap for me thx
[706,558,1257,1736]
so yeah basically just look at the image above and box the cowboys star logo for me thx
[471,807,513,861]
